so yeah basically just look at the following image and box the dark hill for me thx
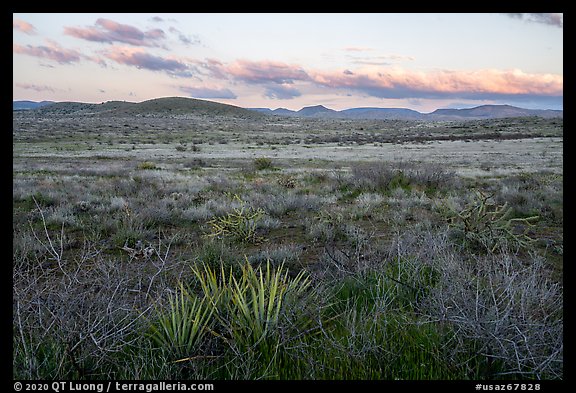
[297,105,337,117]
[27,97,262,119]
[130,97,260,118]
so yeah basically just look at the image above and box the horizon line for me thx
[12,96,564,114]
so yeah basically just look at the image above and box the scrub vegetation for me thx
[13,104,563,380]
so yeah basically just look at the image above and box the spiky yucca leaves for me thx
[228,261,311,349]
[191,260,311,352]
[149,283,213,358]
[190,262,234,322]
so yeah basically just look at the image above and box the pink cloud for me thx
[308,67,563,99]
[204,59,309,84]
[13,40,82,64]
[195,58,228,79]
[100,46,191,76]
[13,19,36,35]
[64,18,166,47]
[15,83,55,93]
[194,57,562,102]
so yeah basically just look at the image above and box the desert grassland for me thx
[13,112,563,380]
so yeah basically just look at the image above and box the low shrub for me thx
[138,161,158,170]
[253,157,274,171]
[350,161,456,194]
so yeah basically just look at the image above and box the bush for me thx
[350,161,456,194]
[253,157,273,171]
[183,158,206,169]
[194,240,241,270]
[423,250,563,379]
[351,162,399,191]
[138,161,157,170]
[247,244,302,267]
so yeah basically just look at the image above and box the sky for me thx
[13,13,563,112]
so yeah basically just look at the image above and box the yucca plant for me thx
[149,283,214,358]
[227,261,310,349]
[150,260,313,373]
[190,262,234,320]
[191,259,311,351]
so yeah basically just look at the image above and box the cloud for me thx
[150,16,164,23]
[13,19,36,35]
[168,26,201,46]
[195,58,228,79]
[178,86,237,99]
[505,13,563,28]
[13,40,83,64]
[193,56,561,104]
[263,84,302,100]
[100,46,192,77]
[347,53,415,66]
[203,59,310,85]
[196,58,310,86]
[308,67,563,100]
[343,47,374,52]
[349,58,391,67]
[64,18,166,47]
[15,83,56,93]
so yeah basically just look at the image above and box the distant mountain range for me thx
[14,98,563,121]
[428,105,563,120]
[250,105,424,120]
[249,104,563,120]
[13,100,55,110]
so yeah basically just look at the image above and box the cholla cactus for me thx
[278,175,297,189]
[448,189,538,253]
[206,194,264,243]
